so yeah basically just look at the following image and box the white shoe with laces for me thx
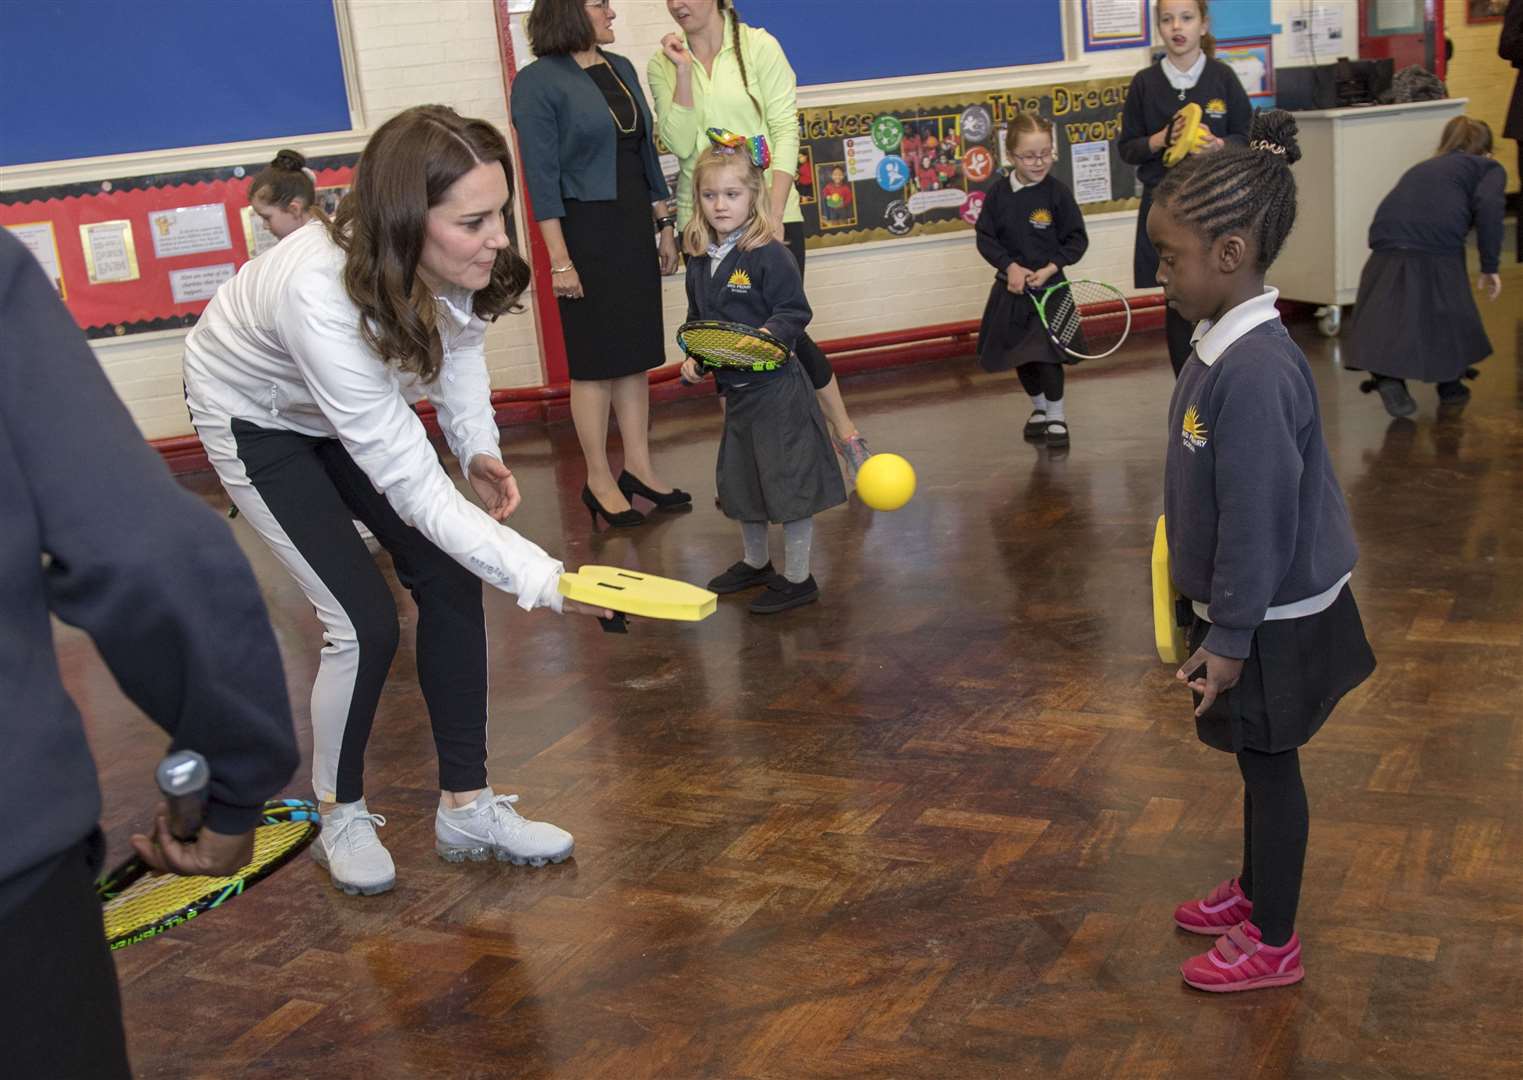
[435,791,574,867]
[311,799,396,896]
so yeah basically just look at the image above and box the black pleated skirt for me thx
[1187,585,1375,754]
[1345,250,1492,382]
[976,279,1067,372]
[716,362,846,523]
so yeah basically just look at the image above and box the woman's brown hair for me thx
[1435,115,1493,157]
[330,105,531,383]
[524,0,596,57]
[249,148,318,213]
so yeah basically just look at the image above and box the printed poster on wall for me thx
[796,75,1139,250]
[149,203,232,259]
[5,220,66,297]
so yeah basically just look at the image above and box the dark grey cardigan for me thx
[509,50,669,221]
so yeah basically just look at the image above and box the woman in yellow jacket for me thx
[648,0,871,477]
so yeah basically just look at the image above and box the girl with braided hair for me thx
[1147,110,1376,993]
[650,0,873,481]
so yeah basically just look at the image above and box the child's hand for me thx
[661,33,693,67]
[1480,272,1503,301]
[1176,646,1244,717]
[1005,264,1032,294]
[680,357,706,384]
[1026,263,1058,291]
[1150,114,1186,153]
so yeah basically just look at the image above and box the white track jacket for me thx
[183,222,562,611]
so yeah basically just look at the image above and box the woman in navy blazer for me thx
[511,0,687,528]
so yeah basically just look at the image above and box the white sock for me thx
[1046,398,1066,424]
[1030,394,1047,413]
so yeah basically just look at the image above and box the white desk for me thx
[1267,97,1469,335]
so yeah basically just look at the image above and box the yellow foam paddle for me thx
[1152,515,1189,664]
[559,565,716,632]
[1162,102,1210,168]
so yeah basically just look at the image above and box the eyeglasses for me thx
[1014,150,1054,164]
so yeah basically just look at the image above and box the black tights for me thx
[1237,747,1309,947]
[1166,307,1195,376]
[1015,362,1064,402]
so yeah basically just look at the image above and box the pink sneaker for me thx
[1180,921,1304,993]
[1174,877,1253,935]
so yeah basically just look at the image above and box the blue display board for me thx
[749,0,1066,86]
[1,0,351,167]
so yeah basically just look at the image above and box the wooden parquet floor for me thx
[64,286,1523,1078]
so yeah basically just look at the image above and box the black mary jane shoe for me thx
[1044,421,1070,449]
[617,470,692,510]
[1436,379,1472,406]
[749,574,819,614]
[581,485,644,529]
[707,560,774,594]
[1022,410,1048,441]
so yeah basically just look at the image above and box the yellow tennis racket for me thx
[98,797,319,950]
[1152,515,1190,664]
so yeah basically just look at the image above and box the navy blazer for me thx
[510,50,669,220]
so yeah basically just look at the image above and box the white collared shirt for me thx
[1010,172,1038,192]
[1162,52,1208,94]
[1188,287,1283,367]
[707,227,745,275]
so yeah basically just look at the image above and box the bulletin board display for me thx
[794,76,1139,250]
[0,157,357,339]
[752,0,1065,86]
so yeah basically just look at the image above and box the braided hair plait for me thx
[722,1,764,122]
[1154,110,1301,271]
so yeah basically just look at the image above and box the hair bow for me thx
[706,128,771,171]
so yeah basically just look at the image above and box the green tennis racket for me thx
[98,794,319,950]
[676,320,791,372]
[1025,278,1132,361]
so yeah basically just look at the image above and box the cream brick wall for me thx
[3,0,1361,441]
[1445,0,1518,191]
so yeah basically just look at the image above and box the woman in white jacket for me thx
[184,105,604,897]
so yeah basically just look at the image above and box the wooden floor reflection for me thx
[70,289,1523,1078]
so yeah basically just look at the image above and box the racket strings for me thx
[102,818,315,941]
[677,324,789,371]
[1045,281,1131,359]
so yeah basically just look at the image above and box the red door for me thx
[1358,0,1445,80]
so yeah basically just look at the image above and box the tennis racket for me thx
[676,320,791,372]
[98,753,318,950]
[1028,278,1132,361]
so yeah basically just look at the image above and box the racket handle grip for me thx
[155,750,210,843]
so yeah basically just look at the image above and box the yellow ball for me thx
[854,452,916,511]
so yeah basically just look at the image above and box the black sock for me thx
[1236,747,1309,948]
[1239,789,1254,901]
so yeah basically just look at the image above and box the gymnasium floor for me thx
[68,278,1522,1077]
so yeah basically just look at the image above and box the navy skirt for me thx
[1346,250,1491,383]
[716,362,846,524]
[1187,585,1375,754]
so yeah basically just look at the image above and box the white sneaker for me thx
[435,791,574,867]
[310,799,396,896]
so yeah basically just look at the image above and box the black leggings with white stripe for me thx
[206,419,490,804]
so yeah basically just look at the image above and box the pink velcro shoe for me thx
[1180,921,1304,993]
[1174,877,1253,935]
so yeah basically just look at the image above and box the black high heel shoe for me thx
[581,485,644,529]
[617,470,692,510]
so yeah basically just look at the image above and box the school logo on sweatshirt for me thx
[1181,404,1209,451]
[1205,98,1228,120]
[1028,208,1053,230]
[726,268,753,293]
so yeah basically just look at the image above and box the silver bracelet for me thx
[551,262,574,273]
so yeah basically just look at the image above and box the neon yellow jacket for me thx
[647,13,801,228]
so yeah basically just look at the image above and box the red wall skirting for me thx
[151,295,1170,475]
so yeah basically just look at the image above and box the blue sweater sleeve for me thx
[0,236,298,835]
[1203,358,1309,658]
[1474,159,1506,274]
[756,243,812,351]
[1053,183,1089,269]
[975,181,1017,271]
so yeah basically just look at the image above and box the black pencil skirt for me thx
[1187,585,1376,754]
